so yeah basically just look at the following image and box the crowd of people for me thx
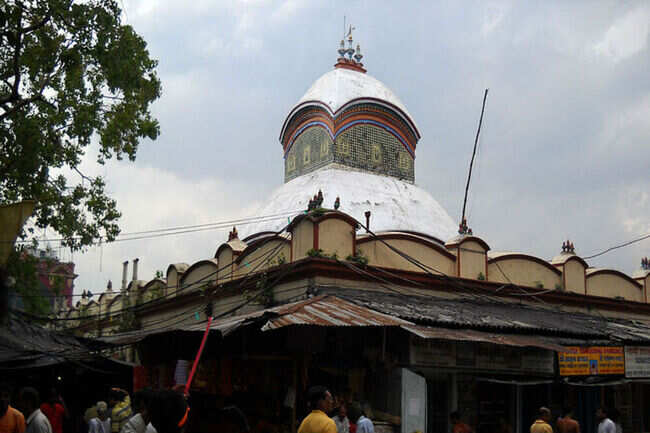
[296,386,374,433]
[530,406,623,433]
[0,385,188,433]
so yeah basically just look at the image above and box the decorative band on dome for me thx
[282,102,418,158]
[283,118,415,159]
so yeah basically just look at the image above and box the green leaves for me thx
[0,0,161,250]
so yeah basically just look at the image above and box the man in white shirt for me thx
[597,408,616,433]
[332,403,349,433]
[88,402,111,433]
[19,388,52,433]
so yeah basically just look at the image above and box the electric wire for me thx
[8,209,301,245]
[15,219,296,323]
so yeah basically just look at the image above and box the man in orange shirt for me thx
[298,386,336,433]
[530,407,553,433]
[0,383,25,433]
[557,408,580,433]
[450,411,473,433]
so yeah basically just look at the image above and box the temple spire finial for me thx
[334,22,366,73]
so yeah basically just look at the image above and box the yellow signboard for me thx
[558,346,624,376]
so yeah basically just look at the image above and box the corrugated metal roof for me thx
[262,296,411,330]
[402,325,572,352]
[99,288,650,348]
[327,288,650,342]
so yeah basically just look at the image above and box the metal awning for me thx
[261,295,412,330]
[401,325,573,352]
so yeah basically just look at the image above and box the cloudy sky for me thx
[54,0,649,296]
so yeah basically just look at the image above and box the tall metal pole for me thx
[461,89,489,226]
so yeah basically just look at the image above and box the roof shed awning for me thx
[401,325,572,352]
[101,295,580,352]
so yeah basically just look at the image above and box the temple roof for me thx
[242,166,457,241]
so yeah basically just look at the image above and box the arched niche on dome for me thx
[166,263,189,297]
[180,259,218,294]
[488,253,561,289]
[288,211,358,261]
[357,231,456,275]
[586,269,643,302]
[334,122,414,182]
[234,235,291,279]
[445,236,490,280]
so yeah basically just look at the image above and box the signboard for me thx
[410,337,554,374]
[558,346,624,376]
[625,346,650,378]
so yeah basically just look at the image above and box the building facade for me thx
[63,36,650,433]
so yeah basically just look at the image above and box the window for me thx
[287,154,296,171]
[338,138,350,155]
[371,144,382,163]
[398,152,410,170]
[320,139,329,157]
[303,147,311,165]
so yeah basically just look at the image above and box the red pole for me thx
[184,316,213,395]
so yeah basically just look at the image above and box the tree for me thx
[0,0,161,250]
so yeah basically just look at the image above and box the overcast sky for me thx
[55,0,649,297]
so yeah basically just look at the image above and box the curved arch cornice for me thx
[488,253,562,276]
[236,235,290,265]
[179,259,219,285]
[280,97,420,148]
[357,231,456,261]
[586,268,642,288]
[285,118,415,158]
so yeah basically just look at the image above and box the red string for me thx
[184,316,213,395]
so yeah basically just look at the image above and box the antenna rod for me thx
[461,88,489,225]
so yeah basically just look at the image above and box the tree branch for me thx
[0,62,59,120]
[74,167,94,183]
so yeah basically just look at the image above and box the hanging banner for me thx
[558,346,624,376]
[625,346,650,378]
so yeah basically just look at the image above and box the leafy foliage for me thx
[346,252,369,266]
[0,0,161,250]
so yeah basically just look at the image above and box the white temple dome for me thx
[242,167,457,242]
[297,68,412,119]
[247,38,457,242]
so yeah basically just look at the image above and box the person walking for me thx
[297,387,336,433]
[0,383,25,433]
[530,407,553,433]
[596,408,616,433]
[120,390,156,433]
[109,389,131,433]
[18,388,51,433]
[88,402,111,433]
[557,408,579,433]
[332,403,349,433]
[347,403,373,433]
[39,390,66,433]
